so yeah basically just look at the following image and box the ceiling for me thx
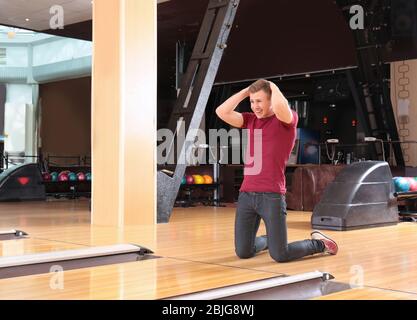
[0,0,171,32]
[0,0,92,31]
[2,0,414,85]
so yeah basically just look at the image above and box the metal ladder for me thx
[157,0,240,223]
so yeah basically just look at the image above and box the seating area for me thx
[286,165,346,211]
[286,164,417,212]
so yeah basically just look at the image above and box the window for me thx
[0,48,6,65]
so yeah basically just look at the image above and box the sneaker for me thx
[311,230,338,255]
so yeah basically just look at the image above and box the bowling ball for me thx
[50,172,58,182]
[203,175,213,184]
[193,175,205,184]
[68,172,77,181]
[395,177,410,192]
[77,172,86,181]
[405,177,416,189]
[42,172,51,182]
[393,177,400,191]
[85,172,92,181]
[186,175,194,184]
[58,171,69,182]
[181,176,187,185]
[199,176,206,184]
[409,179,417,192]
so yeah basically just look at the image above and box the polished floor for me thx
[0,199,417,299]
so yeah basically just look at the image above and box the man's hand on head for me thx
[268,81,278,90]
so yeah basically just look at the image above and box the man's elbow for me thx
[215,107,224,119]
[273,108,293,124]
[280,106,293,124]
[283,112,293,124]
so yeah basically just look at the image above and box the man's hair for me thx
[248,79,271,98]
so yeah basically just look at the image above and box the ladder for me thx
[157,0,240,223]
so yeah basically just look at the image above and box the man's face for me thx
[249,90,273,119]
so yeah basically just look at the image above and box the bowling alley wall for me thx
[39,77,91,160]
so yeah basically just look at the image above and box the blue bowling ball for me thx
[394,177,410,192]
[50,172,58,182]
[68,172,77,181]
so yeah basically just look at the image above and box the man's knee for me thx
[270,251,290,263]
[235,247,255,259]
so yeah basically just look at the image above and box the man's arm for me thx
[215,88,248,128]
[269,81,293,124]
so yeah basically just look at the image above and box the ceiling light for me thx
[25,18,30,22]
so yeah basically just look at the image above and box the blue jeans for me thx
[235,192,324,262]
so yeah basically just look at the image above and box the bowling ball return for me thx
[0,163,46,201]
[311,161,398,231]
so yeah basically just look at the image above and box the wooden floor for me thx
[1,199,417,299]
